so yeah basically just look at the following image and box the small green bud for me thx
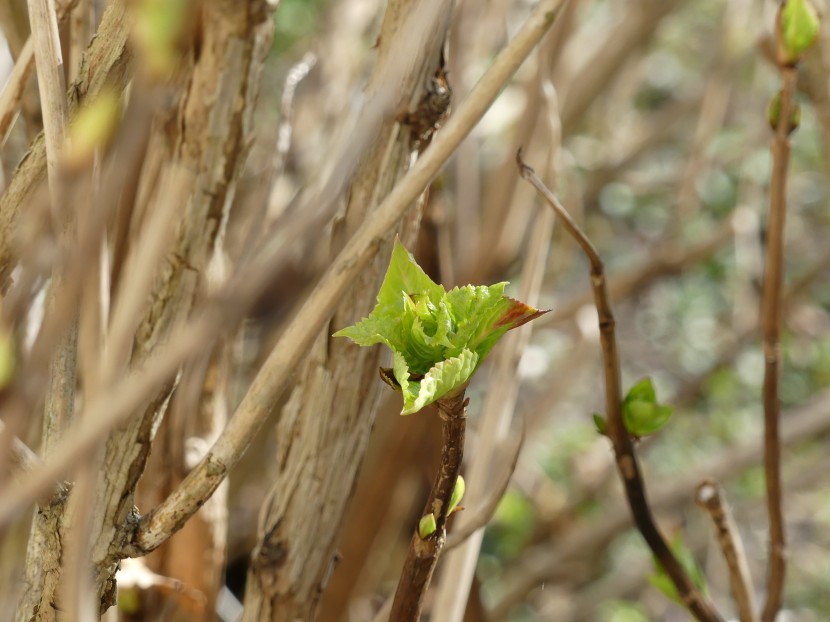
[448,475,465,515]
[592,413,608,436]
[418,513,437,539]
[767,91,801,134]
[777,0,820,65]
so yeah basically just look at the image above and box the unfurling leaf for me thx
[334,239,547,414]
[418,513,437,539]
[449,475,465,515]
[622,378,673,437]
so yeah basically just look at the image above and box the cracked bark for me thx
[241,1,454,619]
[14,1,276,619]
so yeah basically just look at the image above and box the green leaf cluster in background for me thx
[594,377,673,437]
[334,240,545,414]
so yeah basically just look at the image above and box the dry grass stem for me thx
[695,480,758,622]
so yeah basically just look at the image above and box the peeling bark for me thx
[241,1,454,619]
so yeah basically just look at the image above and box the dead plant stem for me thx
[695,481,757,622]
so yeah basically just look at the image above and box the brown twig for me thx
[389,392,467,622]
[445,429,523,552]
[760,63,796,622]
[695,480,758,622]
[517,150,724,622]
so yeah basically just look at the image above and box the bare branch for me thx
[445,430,523,552]
[389,392,467,622]
[517,151,724,622]
[760,64,797,622]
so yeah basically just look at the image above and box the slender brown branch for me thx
[445,429,523,552]
[760,64,797,622]
[389,392,467,622]
[695,480,757,622]
[517,150,724,622]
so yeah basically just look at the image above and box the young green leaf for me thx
[593,413,608,436]
[334,239,547,414]
[623,377,657,406]
[418,513,437,539]
[449,475,465,515]
[621,377,673,436]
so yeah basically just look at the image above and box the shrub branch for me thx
[389,391,467,621]
[760,64,797,622]
[517,150,724,622]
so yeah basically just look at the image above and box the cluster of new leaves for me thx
[594,377,673,438]
[334,240,545,414]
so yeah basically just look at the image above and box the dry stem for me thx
[760,65,796,622]
[695,480,757,622]
[517,151,724,622]
[389,392,467,622]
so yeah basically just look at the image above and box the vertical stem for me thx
[389,391,467,621]
[760,65,796,622]
[517,152,724,622]
[26,0,67,192]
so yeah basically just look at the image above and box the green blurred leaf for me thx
[132,0,191,77]
[65,91,121,169]
[622,378,673,436]
[600,601,650,622]
[335,239,546,414]
[593,413,608,436]
[0,316,14,390]
[648,533,708,604]
[624,377,657,405]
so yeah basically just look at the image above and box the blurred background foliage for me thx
[1,0,829,619]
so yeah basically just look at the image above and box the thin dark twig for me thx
[516,150,724,622]
[445,425,524,552]
[389,391,467,622]
[695,480,758,622]
[761,64,796,622]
